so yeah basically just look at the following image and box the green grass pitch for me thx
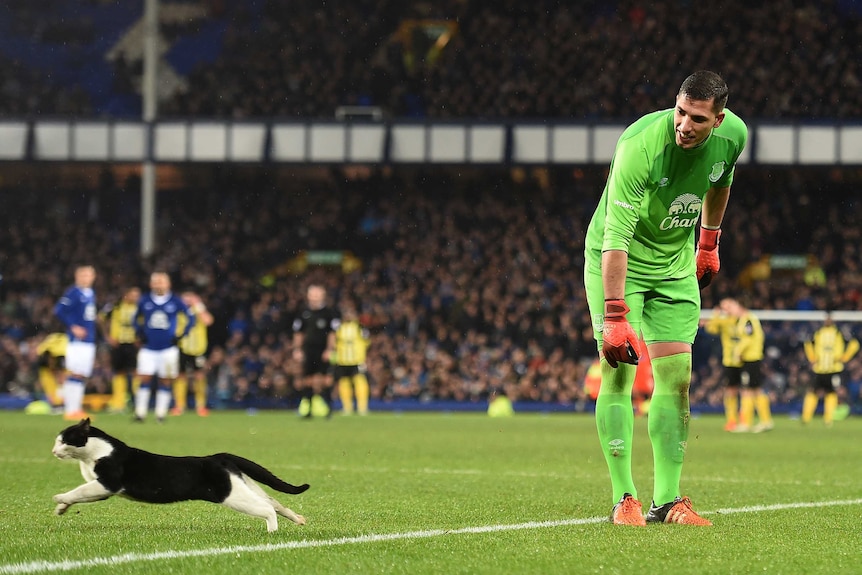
[0,410,858,574]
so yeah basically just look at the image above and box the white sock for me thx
[63,379,85,415]
[155,389,172,419]
[135,387,152,419]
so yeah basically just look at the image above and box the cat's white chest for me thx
[79,460,98,481]
[77,437,115,481]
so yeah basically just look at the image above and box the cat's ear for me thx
[80,418,91,432]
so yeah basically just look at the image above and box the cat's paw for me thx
[53,494,71,514]
[294,514,306,526]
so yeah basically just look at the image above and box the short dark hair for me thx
[679,70,728,113]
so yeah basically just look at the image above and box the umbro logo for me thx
[613,199,635,210]
[658,177,669,187]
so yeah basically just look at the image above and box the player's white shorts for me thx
[137,347,180,379]
[65,341,96,378]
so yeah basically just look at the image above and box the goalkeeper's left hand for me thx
[696,227,721,289]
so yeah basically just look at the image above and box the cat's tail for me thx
[220,454,310,495]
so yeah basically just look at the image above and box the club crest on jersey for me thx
[661,194,701,230]
[592,313,604,333]
[708,161,726,183]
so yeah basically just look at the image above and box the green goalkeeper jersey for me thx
[584,107,747,280]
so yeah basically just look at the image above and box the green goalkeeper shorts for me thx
[584,268,701,347]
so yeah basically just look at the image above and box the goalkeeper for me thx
[583,70,747,526]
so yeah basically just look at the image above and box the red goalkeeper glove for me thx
[601,299,640,368]
[696,227,721,289]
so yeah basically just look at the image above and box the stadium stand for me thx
[2,0,860,119]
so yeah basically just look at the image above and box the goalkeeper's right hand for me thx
[601,299,640,368]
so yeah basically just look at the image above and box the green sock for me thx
[595,359,637,502]
[647,353,692,507]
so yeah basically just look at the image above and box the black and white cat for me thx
[52,418,309,532]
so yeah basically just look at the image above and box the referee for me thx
[292,284,340,418]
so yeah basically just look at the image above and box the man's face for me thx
[125,287,141,304]
[673,94,724,149]
[75,266,95,289]
[307,286,325,310]
[150,273,170,295]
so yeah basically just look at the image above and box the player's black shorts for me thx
[723,365,743,387]
[740,361,763,389]
[180,352,207,373]
[302,347,330,376]
[39,353,65,371]
[812,372,843,392]
[333,364,364,380]
[111,343,138,373]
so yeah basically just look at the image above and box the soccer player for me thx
[333,304,371,415]
[583,71,747,526]
[98,286,141,413]
[171,291,214,416]
[292,284,340,418]
[722,298,771,433]
[132,272,195,423]
[35,331,68,408]
[802,311,860,426]
[53,265,98,420]
[702,299,745,431]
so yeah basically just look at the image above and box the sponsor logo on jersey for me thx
[613,199,636,210]
[660,193,701,230]
[708,161,726,183]
[658,177,669,187]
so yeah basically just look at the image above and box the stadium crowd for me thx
[162,0,862,120]
[0,165,861,413]
[2,0,860,119]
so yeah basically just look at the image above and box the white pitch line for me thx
[713,499,862,514]
[2,498,861,575]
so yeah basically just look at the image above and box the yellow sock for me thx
[824,392,838,425]
[39,367,61,406]
[173,377,188,412]
[354,373,370,414]
[110,374,128,410]
[801,392,819,423]
[755,391,772,425]
[193,377,208,410]
[339,378,354,413]
[723,391,739,425]
[739,393,755,427]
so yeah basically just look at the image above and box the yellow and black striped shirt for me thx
[704,314,743,368]
[101,301,139,344]
[177,311,208,357]
[733,312,765,363]
[334,321,370,366]
[37,332,68,358]
[804,325,860,374]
